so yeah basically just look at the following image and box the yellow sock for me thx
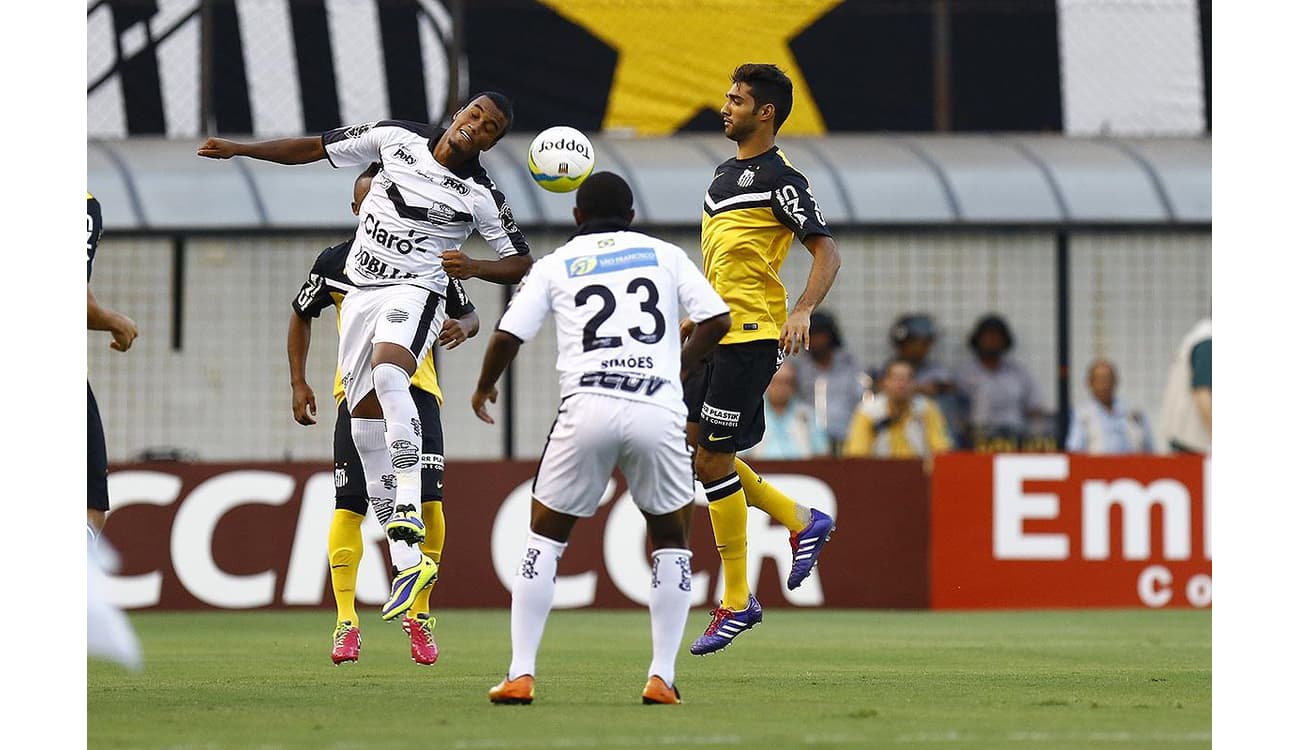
[410,501,445,617]
[735,458,811,533]
[328,509,364,625]
[703,473,749,610]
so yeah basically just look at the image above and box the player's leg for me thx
[732,458,835,590]
[338,288,437,621]
[404,388,445,665]
[625,403,694,704]
[87,382,110,542]
[491,395,612,704]
[329,401,366,664]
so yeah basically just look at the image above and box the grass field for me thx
[88,609,1209,749]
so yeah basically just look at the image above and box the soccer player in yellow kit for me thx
[683,64,842,655]
[288,165,479,665]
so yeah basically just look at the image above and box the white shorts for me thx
[533,393,694,518]
[338,284,446,408]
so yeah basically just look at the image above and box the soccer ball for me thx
[527,126,595,193]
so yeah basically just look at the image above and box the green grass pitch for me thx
[88,608,1209,749]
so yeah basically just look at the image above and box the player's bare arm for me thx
[680,312,731,381]
[442,250,533,284]
[196,136,326,165]
[780,234,841,356]
[286,312,317,426]
[471,331,523,424]
[88,285,139,352]
[437,311,481,350]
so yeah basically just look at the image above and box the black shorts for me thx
[333,387,446,515]
[684,339,782,453]
[88,382,110,511]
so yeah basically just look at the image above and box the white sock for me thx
[648,548,693,686]
[507,532,566,680]
[351,415,421,569]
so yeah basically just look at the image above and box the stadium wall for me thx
[88,228,1210,463]
[99,454,1209,611]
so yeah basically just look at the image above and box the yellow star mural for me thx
[540,0,842,136]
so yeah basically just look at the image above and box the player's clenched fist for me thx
[196,138,241,159]
[441,249,478,280]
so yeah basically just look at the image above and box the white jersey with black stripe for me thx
[321,119,530,295]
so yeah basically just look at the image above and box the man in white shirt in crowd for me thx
[1065,359,1153,454]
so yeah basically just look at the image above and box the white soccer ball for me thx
[527,126,595,193]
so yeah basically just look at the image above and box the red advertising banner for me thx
[930,453,1211,609]
[101,459,928,611]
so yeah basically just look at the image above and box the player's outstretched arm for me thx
[442,251,533,284]
[87,285,139,352]
[471,331,523,424]
[781,234,842,356]
[196,136,325,165]
[287,312,317,426]
[680,312,731,381]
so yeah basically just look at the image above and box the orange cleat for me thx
[488,674,535,705]
[641,675,682,704]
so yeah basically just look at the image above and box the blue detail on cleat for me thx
[689,595,762,655]
[787,508,835,590]
[381,555,438,621]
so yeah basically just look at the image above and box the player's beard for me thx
[725,117,756,143]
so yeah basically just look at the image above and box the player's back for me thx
[499,228,725,416]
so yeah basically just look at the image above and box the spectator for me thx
[790,311,867,455]
[1157,318,1211,454]
[956,314,1046,450]
[875,313,964,447]
[747,361,830,459]
[843,359,952,471]
[1065,359,1153,454]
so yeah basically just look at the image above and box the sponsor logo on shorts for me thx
[701,402,741,428]
[386,309,410,323]
[706,433,729,443]
[420,453,445,470]
[565,247,658,278]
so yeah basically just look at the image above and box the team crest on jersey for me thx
[344,122,374,139]
[498,204,519,233]
[738,168,757,188]
[427,201,458,224]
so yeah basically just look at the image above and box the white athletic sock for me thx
[648,548,693,686]
[372,363,423,515]
[351,415,421,570]
[507,532,567,680]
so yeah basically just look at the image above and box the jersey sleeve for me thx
[321,121,389,169]
[670,245,730,323]
[291,250,339,319]
[1190,339,1211,389]
[496,259,552,342]
[444,278,476,319]
[770,170,832,242]
[470,176,531,258]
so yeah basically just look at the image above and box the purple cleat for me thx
[689,595,762,655]
[787,508,835,590]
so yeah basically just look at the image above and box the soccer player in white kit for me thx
[471,172,732,706]
[197,94,532,620]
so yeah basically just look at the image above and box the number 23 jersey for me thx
[497,228,729,415]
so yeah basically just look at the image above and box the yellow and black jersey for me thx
[291,240,475,406]
[87,192,103,281]
[701,146,832,344]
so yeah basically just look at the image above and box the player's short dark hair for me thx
[576,171,634,222]
[468,91,514,140]
[732,64,794,133]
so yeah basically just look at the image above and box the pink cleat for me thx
[402,613,439,666]
[331,621,361,665]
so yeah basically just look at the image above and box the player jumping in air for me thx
[683,64,842,655]
[472,172,731,705]
[288,164,480,666]
[199,93,531,622]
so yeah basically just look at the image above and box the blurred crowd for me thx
[743,312,1211,466]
